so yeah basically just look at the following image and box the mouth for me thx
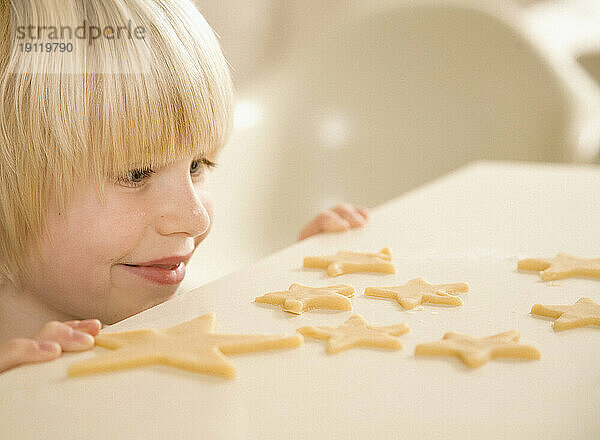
[123,263,180,270]
[125,250,195,268]
[119,262,187,285]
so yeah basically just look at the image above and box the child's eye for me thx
[116,167,155,188]
[191,158,217,176]
[115,159,216,188]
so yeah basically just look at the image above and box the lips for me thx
[125,263,179,270]
[118,251,193,285]
[129,251,195,268]
[120,262,187,285]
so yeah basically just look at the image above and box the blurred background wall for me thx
[193,0,600,90]
[180,0,600,291]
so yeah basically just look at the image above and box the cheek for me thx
[62,207,141,263]
[24,206,147,317]
[38,191,145,281]
[21,234,112,317]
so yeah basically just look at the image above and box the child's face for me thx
[19,155,214,324]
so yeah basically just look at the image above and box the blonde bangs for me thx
[0,0,233,286]
[86,0,233,187]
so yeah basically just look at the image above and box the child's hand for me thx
[299,203,369,240]
[0,319,102,374]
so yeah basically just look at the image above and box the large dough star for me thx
[297,314,410,354]
[530,297,600,331]
[415,330,540,368]
[255,283,355,314]
[518,253,600,281]
[68,314,303,379]
[303,247,395,276]
[364,277,469,310]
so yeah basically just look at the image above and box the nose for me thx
[154,181,211,238]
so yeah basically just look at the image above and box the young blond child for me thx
[0,0,368,373]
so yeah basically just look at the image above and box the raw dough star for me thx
[255,283,355,314]
[68,314,303,379]
[297,314,410,354]
[303,247,395,276]
[518,254,600,281]
[364,277,469,310]
[530,297,600,331]
[415,330,540,368]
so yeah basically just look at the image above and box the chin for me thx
[102,292,176,325]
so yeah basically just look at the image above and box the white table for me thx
[1,161,599,440]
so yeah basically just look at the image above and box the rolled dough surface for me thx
[255,283,355,314]
[298,314,410,354]
[68,314,303,378]
[303,247,395,276]
[365,277,469,310]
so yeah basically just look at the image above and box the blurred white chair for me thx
[181,0,600,290]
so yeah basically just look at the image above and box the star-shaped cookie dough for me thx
[518,253,600,281]
[255,283,355,314]
[303,247,395,277]
[415,330,540,368]
[68,314,303,379]
[530,297,600,331]
[364,277,469,310]
[297,314,410,354]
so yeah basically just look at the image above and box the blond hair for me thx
[0,0,233,287]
